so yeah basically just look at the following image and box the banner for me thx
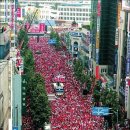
[17,7,21,17]
[39,23,45,32]
[11,4,14,29]
[97,0,101,17]
[95,66,100,79]
[125,76,129,110]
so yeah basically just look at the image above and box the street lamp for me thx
[109,108,119,124]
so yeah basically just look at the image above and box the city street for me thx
[24,36,104,130]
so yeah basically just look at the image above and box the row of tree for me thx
[73,59,92,92]
[93,80,120,126]
[18,29,51,129]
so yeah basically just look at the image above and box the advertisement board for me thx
[27,23,46,33]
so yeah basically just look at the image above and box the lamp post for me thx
[109,108,119,125]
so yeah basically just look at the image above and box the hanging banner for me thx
[11,3,14,29]
[97,0,101,17]
[17,7,21,17]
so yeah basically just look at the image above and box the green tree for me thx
[29,73,51,128]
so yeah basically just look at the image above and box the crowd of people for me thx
[22,36,104,130]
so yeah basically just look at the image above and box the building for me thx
[57,2,91,24]
[0,26,10,59]
[0,0,12,23]
[91,0,117,87]
[116,0,130,119]
[0,60,11,130]
[79,28,91,70]
[18,0,91,25]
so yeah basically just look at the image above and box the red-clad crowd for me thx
[22,36,104,130]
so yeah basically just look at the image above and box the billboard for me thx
[27,23,46,33]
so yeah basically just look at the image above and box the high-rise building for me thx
[99,0,117,75]
[117,0,130,119]
[91,0,117,81]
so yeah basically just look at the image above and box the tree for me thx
[24,9,38,24]
[29,73,51,128]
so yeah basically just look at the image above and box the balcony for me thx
[122,0,130,12]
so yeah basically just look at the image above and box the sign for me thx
[11,3,14,29]
[95,66,100,80]
[13,126,18,130]
[28,23,46,33]
[96,33,99,48]
[48,39,56,45]
[118,3,121,27]
[17,7,21,17]
[125,76,129,110]
[115,28,119,46]
[96,49,99,64]
[122,0,130,11]
[97,17,100,32]
[97,0,101,16]
[92,107,109,116]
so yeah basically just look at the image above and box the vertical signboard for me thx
[97,0,101,17]
[11,3,15,29]
[39,23,45,32]
[17,7,21,17]
[96,0,101,64]
[125,77,130,111]
[118,2,121,27]
[95,66,100,80]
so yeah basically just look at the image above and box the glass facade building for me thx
[99,0,118,76]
